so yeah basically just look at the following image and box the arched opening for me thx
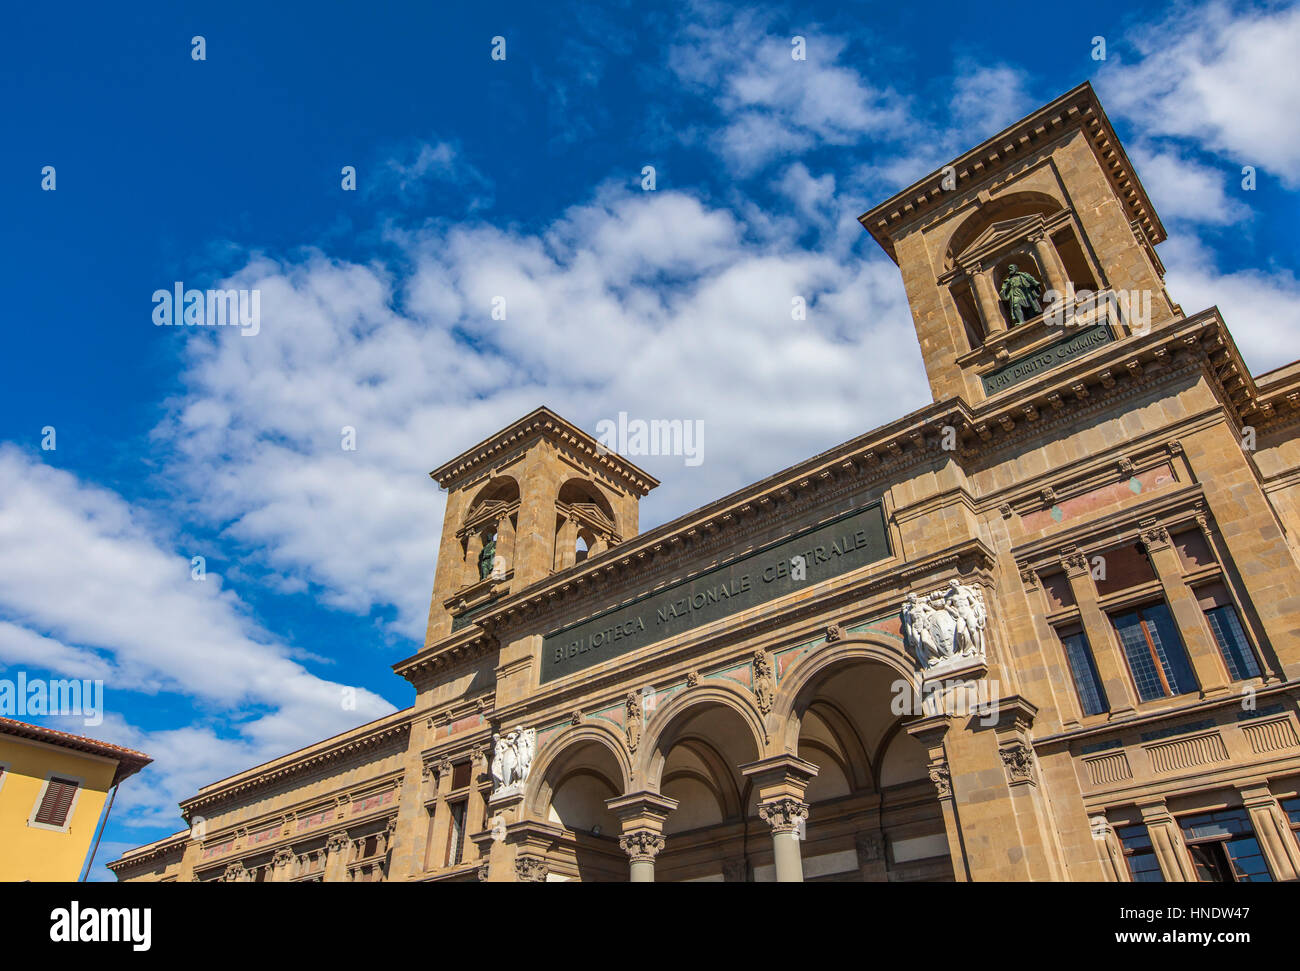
[555,478,619,570]
[790,655,954,882]
[463,475,520,583]
[533,736,627,881]
[645,697,764,882]
[944,192,1064,270]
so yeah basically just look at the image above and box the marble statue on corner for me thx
[490,726,535,795]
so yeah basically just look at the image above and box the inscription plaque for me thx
[981,324,1114,396]
[540,503,889,683]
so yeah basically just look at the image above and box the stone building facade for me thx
[110,82,1300,884]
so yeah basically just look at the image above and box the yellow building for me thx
[0,717,150,881]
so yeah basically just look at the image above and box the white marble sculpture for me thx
[490,726,536,795]
[902,582,988,672]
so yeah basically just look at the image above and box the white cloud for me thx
[947,63,1036,141]
[1099,1,1300,187]
[151,187,928,643]
[668,12,907,175]
[0,446,395,826]
[1162,235,1300,374]
[1130,145,1251,226]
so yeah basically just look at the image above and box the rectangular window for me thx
[1112,603,1198,702]
[451,761,472,790]
[446,800,468,866]
[1116,824,1164,882]
[1179,809,1273,882]
[1059,628,1108,716]
[32,776,79,828]
[1204,603,1261,681]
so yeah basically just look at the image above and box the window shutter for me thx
[34,777,78,827]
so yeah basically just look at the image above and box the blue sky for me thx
[1,0,1297,878]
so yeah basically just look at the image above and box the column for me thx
[428,759,454,869]
[1139,519,1230,698]
[605,791,678,883]
[323,831,351,883]
[1089,816,1129,882]
[971,268,1006,336]
[1061,546,1139,716]
[1137,799,1195,881]
[1029,233,1069,300]
[463,748,489,864]
[554,516,578,570]
[1237,781,1300,881]
[907,714,966,882]
[740,755,818,883]
[464,532,483,585]
[495,516,515,576]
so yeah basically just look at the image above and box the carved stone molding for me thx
[618,830,666,864]
[477,863,490,882]
[514,855,549,882]
[685,670,700,688]
[1000,741,1036,785]
[1060,546,1089,575]
[854,830,885,864]
[222,862,247,882]
[326,830,350,855]
[752,650,774,715]
[757,798,809,836]
[1138,518,1170,549]
[271,847,296,868]
[825,623,845,643]
[928,763,952,799]
[625,691,642,753]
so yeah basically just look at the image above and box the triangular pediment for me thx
[955,214,1045,265]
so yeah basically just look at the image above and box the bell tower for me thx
[860,82,1181,404]
[423,407,659,646]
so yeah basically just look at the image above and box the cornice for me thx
[179,715,413,816]
[429,406,659,496]
[403,311,1278,676]
[860,81,1164,262]
[106,831,190,872]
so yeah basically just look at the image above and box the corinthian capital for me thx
[618,830,666,864]
[757,798,809,836]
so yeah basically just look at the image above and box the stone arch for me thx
[468,474,520,512]
[772,634,919,751]
[525,722,632,823]
[943,189,1065,270]
[557,477,615,521]
[637,684,768,786]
